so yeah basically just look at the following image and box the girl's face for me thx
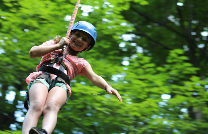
[70,31,91,51]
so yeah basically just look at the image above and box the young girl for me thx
[22,21,122,134]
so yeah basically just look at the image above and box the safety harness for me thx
[24,52,70,110]
[39,53,70,86]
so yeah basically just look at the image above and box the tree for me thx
[121,0,208,77]
[117,49,208,133]
[1,0,208,133]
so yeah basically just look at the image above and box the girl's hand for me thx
[105,86,122,102]
[57,37,70,49]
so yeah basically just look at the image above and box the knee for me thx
[43,102,60,114]
[29,101,44,113]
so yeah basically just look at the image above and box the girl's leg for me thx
[42,86,67,134]
[22,82,48,134]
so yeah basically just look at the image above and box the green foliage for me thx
[115,49,208,133]
[0,130,21,134]
[0,0,208,134]
[122,0,208,76]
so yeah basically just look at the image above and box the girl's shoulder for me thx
[66,54,90,66]
[66,54,86,61]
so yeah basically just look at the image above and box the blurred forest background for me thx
[0,0,208,133]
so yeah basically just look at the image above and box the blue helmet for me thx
[71,21,97,51]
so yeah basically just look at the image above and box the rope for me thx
[65,0,80,38]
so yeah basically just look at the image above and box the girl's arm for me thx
[29,37,69,58]
[82,64,122,102]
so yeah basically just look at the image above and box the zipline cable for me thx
[65,0,80,38]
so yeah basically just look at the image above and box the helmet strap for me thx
[83,45,91,51]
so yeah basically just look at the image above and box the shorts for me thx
[28,78,69,103]
[28,78,68,91]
